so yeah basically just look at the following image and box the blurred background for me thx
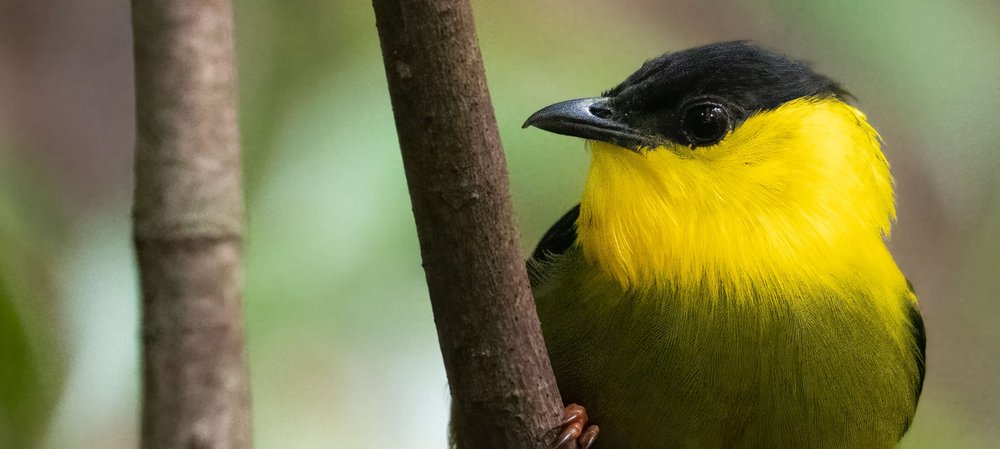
[0,0,998,448]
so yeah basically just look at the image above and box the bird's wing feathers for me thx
[899,280,926,435]
[528,204,580,287]
[906,280,926,403]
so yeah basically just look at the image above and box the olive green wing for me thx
[906,280,926,403]
[901,280,926,436]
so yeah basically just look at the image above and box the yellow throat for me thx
[578,98,901,297]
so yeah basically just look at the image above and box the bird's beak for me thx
[522,97,649,150]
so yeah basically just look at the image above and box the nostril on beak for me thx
[589,103,613,119]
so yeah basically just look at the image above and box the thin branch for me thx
[372,1,565,448]
[131,0,252,448]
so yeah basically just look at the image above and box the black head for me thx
[524,41,848,150]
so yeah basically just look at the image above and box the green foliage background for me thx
[0,0,997,448]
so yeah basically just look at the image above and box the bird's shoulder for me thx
[528,204,580,287]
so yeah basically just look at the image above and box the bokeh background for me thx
[1,0,998,448]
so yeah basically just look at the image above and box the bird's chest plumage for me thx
[533,250,917,449]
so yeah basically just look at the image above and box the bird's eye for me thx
[681,102,731,146]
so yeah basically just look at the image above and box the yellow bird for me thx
[523,41,925,449]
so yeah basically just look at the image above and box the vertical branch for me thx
[372,1,565,449]
[131,1,251,448]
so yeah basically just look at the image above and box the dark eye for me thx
[681,102,731,146]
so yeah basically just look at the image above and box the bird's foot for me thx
[553,403,599,449]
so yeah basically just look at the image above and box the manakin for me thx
[522,41,925,449]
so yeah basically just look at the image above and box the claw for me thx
[579,425,599,449]
[552,403,598,449]
[554,426,579,449]
[561,404,587,426]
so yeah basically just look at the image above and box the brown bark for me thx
[131,1,251,448]
[372,1,565,449]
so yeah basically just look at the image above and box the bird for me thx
[521,41,926,449]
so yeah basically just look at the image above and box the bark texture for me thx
[372,1,565,449]
[131,1,251,448]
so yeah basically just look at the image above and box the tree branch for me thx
[131,0,252,448]
[372,1,565,448]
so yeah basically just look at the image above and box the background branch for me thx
[131,0,252,448]
[372,1,565,448]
